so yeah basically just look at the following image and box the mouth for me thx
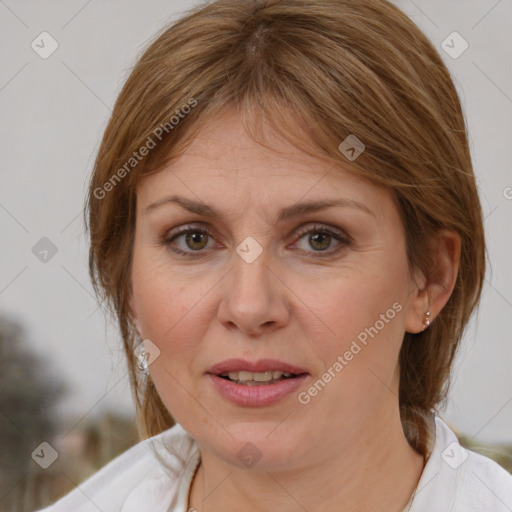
[217,370,303,386]
[206,358,309,406]
[207,358,309,381]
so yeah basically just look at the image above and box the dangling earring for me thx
[135,342,150,376]
[421,310,431,331]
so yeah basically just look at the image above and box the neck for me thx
[188,408,425,512]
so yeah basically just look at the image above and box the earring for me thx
[421,310,431,331]
[135,343,150,376]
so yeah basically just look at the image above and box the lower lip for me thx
[207,373,309,407]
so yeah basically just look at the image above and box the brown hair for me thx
[85,0,486,458]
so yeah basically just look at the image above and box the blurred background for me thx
[0,0,511,510]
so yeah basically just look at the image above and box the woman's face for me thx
[130,109,424,470]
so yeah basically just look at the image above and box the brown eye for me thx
[183,231,209,251]
[293,224,349,257]
[160,226,216,256]
[308,232,332,251]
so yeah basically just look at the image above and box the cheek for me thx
[302,258,409,380]
[131,262,210,421]
[295,286,405,428]
[132,246,204,333]
[131,252,221,384]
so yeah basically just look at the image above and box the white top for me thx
[36,415,512,512]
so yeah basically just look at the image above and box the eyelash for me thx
[159,223,350,258]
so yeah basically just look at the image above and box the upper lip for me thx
[207,358,309,375]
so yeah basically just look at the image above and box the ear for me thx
[405,229,461,333]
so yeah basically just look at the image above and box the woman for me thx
[37,0,512,511]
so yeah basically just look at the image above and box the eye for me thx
[292,224,349,257]
[160,225,217,256]
[159,223,349,258]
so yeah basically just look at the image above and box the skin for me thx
[130,108,461,512]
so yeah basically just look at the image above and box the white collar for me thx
[39,415,511,511]
[164,415,512,512]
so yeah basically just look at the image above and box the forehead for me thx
[136,109,384,210]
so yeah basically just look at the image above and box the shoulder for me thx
[35,422,199,512]
[454,439,512,511]
[412,414,512,512]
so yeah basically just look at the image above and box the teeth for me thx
[222,370,294,383]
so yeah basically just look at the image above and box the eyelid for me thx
[163,221,348,241]
[293,223,350,243]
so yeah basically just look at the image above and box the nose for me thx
[216,247,290,337]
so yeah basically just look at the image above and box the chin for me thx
[207,421,308,471]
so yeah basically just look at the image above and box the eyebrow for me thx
[144,194,375,221]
